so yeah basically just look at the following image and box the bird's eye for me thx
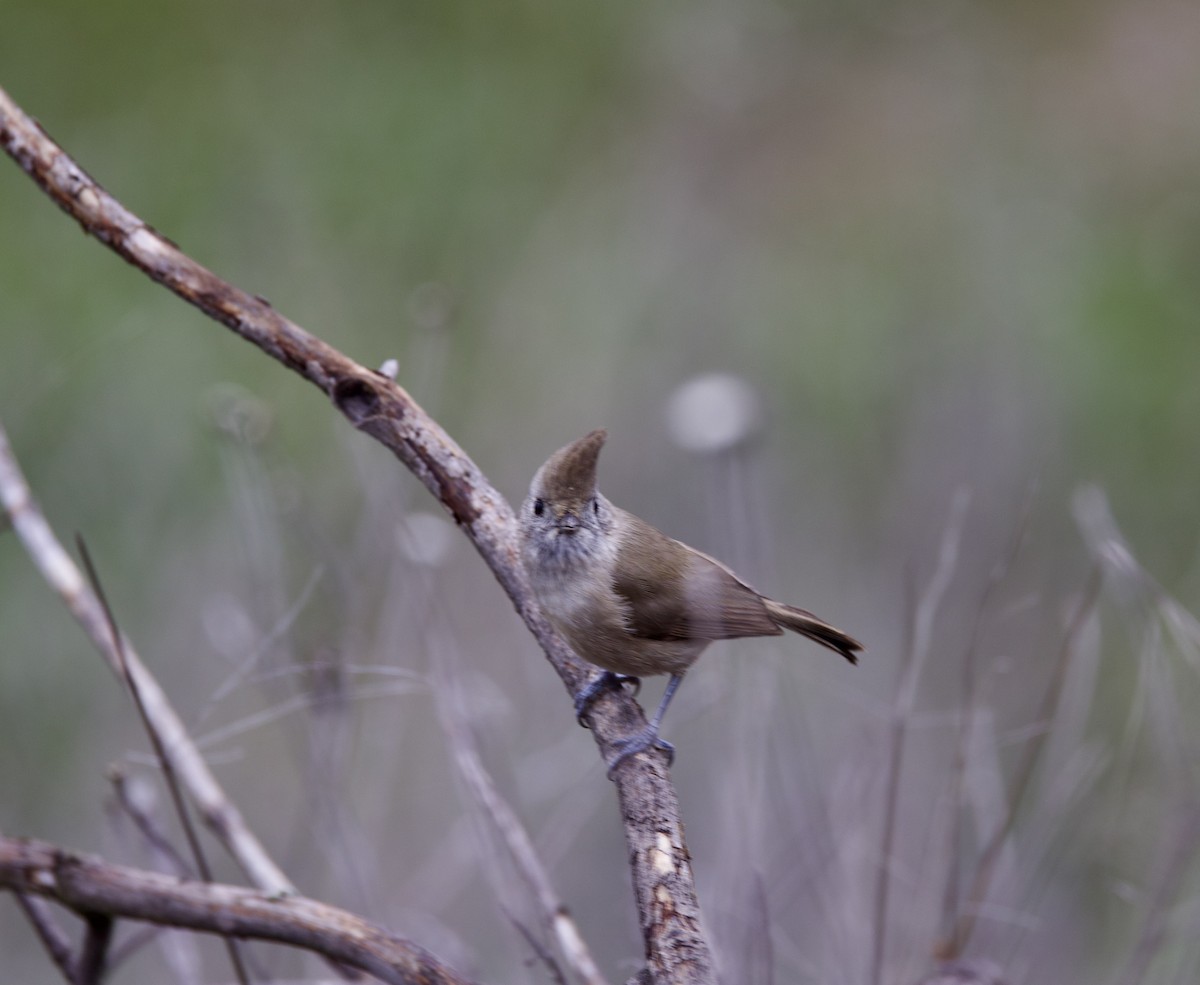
[592,497,600,514]
[533,499,545,517]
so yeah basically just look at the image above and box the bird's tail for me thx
[764,600,862,665]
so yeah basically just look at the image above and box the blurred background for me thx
[2,1,1200,982]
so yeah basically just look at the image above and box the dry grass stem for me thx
[948,565,1102,955]
[872,489,971,985]
[939,486,1038,956]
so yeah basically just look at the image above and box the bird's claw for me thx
[573,672,641,726]
[606,729,675,777]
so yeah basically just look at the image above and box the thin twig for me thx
[1116,806,1200,985]
[194,679,422,752]
[77,541,212,883]
[14,891,79,984]
[0,834,480,985]
[872,489,970,985]
[75,535,251,985]
[436,673,609,985]
[1075,485,1200,783]
[914,958,1008,985]
[108,768,195,881]
[105,925,163,978]
[505,906,570,985]
[937,484,1037,959]
[197,565,325,724]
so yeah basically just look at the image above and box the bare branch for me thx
[14,892,79,984]
[0,85,714,982]
[76,911,114,985]
[0,835,481,985]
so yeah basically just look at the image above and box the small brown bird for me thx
[519,429,861,772]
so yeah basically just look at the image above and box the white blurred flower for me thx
[123,773,160,814]
[665,372,763,453]
[407,281,455,333]
[202,593,258,660]
[205,382,274,445]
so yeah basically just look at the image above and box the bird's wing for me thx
[612,513,782,641]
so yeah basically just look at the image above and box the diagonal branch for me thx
[0,834,481,985]
[0,85,713,982]
[14,892,79,984]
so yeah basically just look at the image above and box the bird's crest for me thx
[538,428,606,501]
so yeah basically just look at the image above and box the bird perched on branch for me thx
[519,429,861,773]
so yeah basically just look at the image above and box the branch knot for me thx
[332,375,388,425]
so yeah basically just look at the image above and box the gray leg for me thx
[606,672,685,775]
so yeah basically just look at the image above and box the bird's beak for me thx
[554,510,581,534]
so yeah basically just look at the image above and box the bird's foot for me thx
[605,727,675,777]
[574,672,641,726]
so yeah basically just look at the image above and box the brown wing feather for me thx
[613,511,782,641]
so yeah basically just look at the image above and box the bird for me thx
[519,428,861,772]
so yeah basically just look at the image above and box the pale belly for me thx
[536,574,706,678]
